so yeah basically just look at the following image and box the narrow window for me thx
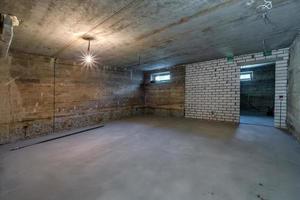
[151,71,171,83]
[240,71,253,81]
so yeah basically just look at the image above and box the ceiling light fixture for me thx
[81,36,97,69]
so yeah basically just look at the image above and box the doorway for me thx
[240,63,275,126]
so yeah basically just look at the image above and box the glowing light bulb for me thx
[80,52,98,70]
[80,38,98,70]
[85,54,93,63]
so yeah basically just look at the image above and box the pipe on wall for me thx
[0,14,19,58]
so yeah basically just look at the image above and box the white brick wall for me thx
[185,58,240,122]
[274,59,288,128]
[185,48,289,128]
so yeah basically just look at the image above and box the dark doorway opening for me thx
[240,63,275,126]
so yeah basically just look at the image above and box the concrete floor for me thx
[240,115,274,127]
[1,116,300,200]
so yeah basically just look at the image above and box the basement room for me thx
[1,0,300,200]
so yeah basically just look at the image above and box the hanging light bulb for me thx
[81,37,97,69]
[85,54,93,63]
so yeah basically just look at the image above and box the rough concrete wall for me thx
[54,62,144,131]
[185,48,289,125]
[240,64,275,115]
[144,66,185,117]
[0,55,53,144]
[0,53,143,144]
[287,36,300,141]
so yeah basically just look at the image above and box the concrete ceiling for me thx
[1,0,300,70]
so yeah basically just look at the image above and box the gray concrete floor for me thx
[1,116,300,200]
[240,115,274,127]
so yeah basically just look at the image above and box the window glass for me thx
[151,72,171,82]
[240,71,253,81]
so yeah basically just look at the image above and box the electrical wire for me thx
[257,0,272,11]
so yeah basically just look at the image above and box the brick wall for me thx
[143,65,185,117]
[185,48,289,127]
[185,59,240,122]
[0,53,144,144]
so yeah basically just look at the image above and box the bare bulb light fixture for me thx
[81,36,97,69]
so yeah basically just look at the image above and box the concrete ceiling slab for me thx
[1,0,300,70]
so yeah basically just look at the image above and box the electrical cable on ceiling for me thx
[255,0,273,25]
[51,0,141,58]
[257,0,272,11]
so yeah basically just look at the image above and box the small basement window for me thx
[151,71,171,83]
[240,71,253,81]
